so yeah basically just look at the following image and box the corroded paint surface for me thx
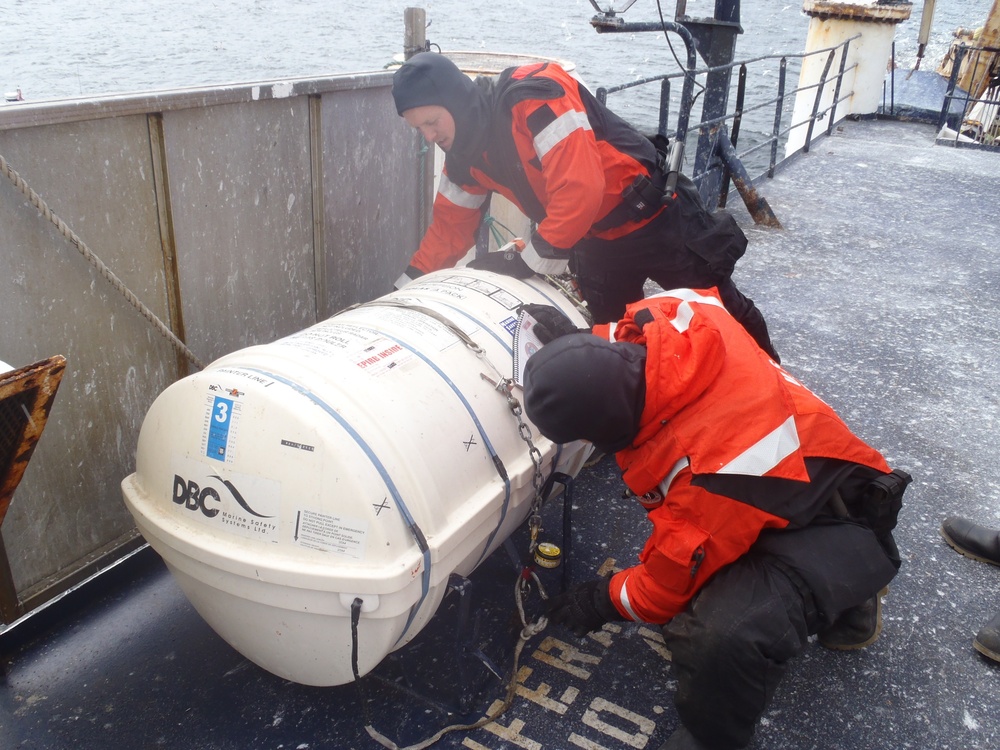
[803,0,913,24]
[0,356,65,527]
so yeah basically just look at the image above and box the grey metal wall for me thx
[0,73,425,620]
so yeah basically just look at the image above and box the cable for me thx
[656,0,707,108]
[361,586,550,750]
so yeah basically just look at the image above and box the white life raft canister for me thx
[121,269,591,686]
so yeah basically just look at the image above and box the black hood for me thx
[523,334,647,454]
[392,52,492,183]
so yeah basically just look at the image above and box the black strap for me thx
[633,308,655,330]
[862,469,911,535]
[592,150,670,232]
[350,597,374,728]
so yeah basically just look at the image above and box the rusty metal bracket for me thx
[0,355,66,625]
[0,355,66,529]
[716,129,783,228]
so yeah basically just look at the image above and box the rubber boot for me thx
[818,587,887,650]
[974,612,1000,663]
[659,726,713,750]
[940,517,1000,565]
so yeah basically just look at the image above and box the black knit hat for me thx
[523,334,647,454]
[392,52,493,184]
[391,52,479,116]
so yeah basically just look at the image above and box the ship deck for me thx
[2,118,999,750]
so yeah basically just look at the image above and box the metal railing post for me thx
[889,41,896,117]
[804,49,837,152]
[591,19,698,142]
[828,37,852,135]
[802,49,837,153]
[769,57,788,177]
[719,63,748,208]
[939,44,967,131]
[658,78,672,137]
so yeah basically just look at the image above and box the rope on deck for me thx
[360,569,551,749]
[0,153,205,371]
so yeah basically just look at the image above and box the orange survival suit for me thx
[392,53,778,358]
[522,287,907,749]
[409,60,660,274]
[595,288,896,623]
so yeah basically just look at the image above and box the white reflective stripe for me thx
[604,321,617,341]
[648,288,726,308]
[644,288,727,333]
[718,415,800,476]
[533,109,592,160]
[670,301,696,333]
[617,575,641,621]
[438,174,487,210]
[657,456,690,496]
[521,241,569,275]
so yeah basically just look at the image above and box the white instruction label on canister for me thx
[275,323,374,357]
[293,509,368,559]
[442,274,523,310]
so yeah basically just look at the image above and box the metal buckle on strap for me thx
[624,456,689,512]
[593,162,668,233]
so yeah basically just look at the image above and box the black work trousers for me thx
[661,521,898,750]
[571,174,779,362]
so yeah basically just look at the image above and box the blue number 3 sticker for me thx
[207,396,234,461]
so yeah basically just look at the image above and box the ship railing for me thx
[594,34,859,218]
[938,43,1000,150]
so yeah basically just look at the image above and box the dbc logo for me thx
[172,474,275,519]
[173,475,222,518]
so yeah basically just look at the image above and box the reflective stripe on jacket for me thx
[605,288,891,623]
[411,62,658,273]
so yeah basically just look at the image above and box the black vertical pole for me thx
[684,0,742,209]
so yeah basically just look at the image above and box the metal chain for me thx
[363,297,551,553]
[480,374,546,554]
[357,300,554,750]
[539,272,593,323]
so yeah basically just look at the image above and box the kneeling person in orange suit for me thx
[520,289,910,750]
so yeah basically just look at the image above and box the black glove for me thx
[466,248,535,279]
[546,579,624,637]
[394,264,424,291]
[518,303,586,344]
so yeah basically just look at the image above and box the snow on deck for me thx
[729,117,1000,750]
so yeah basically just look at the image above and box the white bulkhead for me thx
[121,269,592,686]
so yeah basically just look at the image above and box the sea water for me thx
[4,0,992,102]
[1,0,994,174]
